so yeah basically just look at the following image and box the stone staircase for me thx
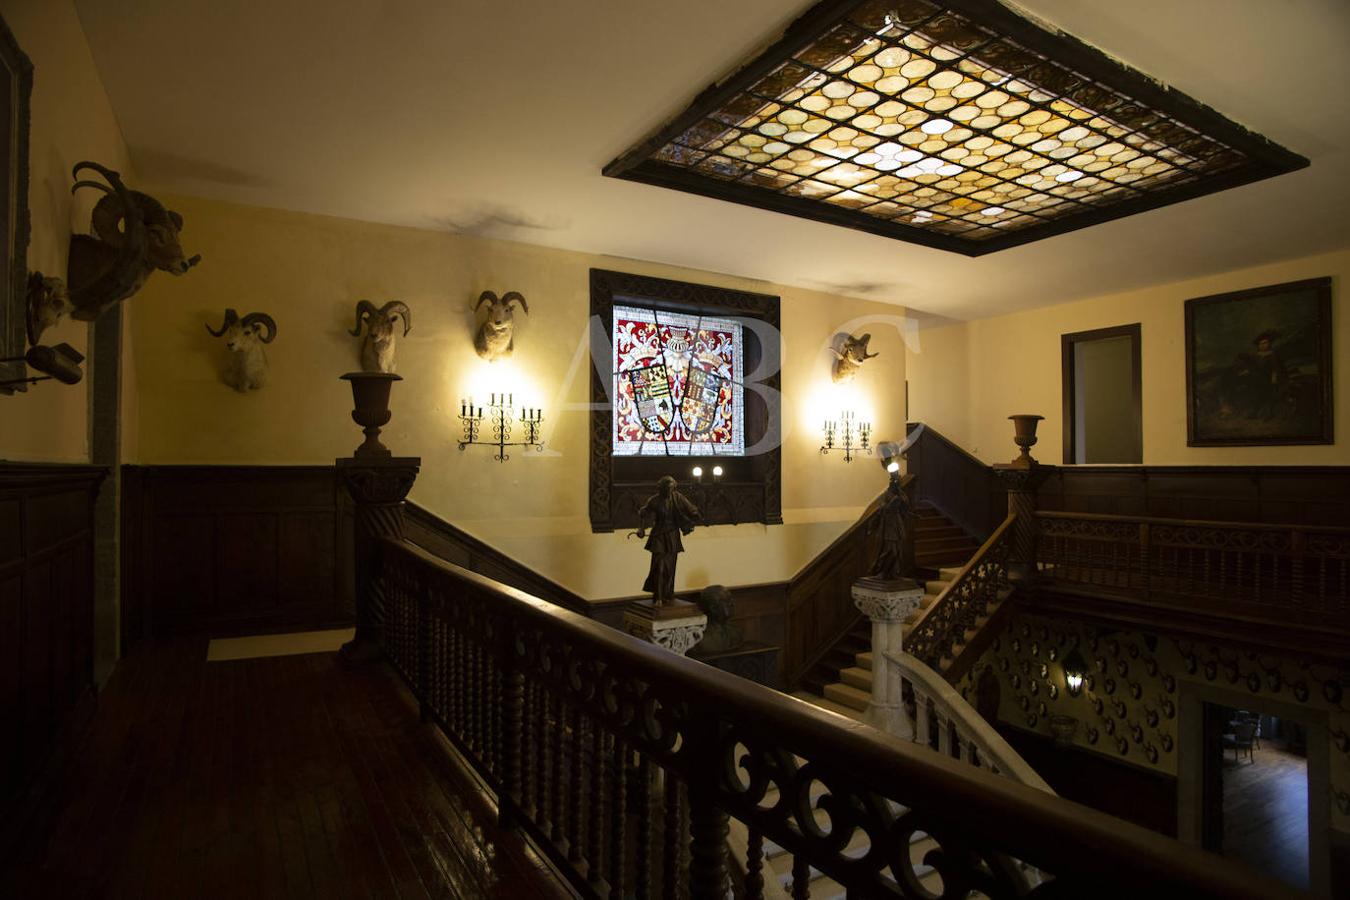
[802,566,963,712]
[797,503,977,700]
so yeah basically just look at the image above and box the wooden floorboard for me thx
[1222,739,1310,893]
[0,639,572,900]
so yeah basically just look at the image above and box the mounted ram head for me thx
[350,299,411,373]
[65,161,200,325]
[473,290,527,361]
[206,309,276,392]
[831,332,879,383]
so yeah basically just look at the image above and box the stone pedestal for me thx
[852,577,924,739]
[337,455,420,663]
[624,599,707,656]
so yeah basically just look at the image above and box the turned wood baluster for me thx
[609,737,628,900]
[588,720,607,890]
[635,754,653,900]
[688,784,728,898]
[568,708,585,866]
[791,853,811,900]
[500,641,525,828]
[551,693,565,844]
[452,625,465,739]
[663,775,683,900]
[745,827,765,900]
[522,679,536,817]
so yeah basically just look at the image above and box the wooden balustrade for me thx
[375,535,1291,899]
[905,515,1016,677]
[903,422,1006,541]
[1036,511,1350,627]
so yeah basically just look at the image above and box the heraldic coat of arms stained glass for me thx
[613,305,745,456]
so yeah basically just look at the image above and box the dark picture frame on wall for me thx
[0,12,32,394]
[1184,277,1333,446]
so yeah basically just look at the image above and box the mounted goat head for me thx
[473,290,527,361]
[206,309,276,392]
[350,299,411,373]
[66,161,200,323]
[831,332,879,383]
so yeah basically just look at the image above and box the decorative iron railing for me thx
[905,515,1016,674]
[1035,512,1350,625]
[376,536,1285,900]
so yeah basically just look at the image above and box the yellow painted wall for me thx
[0,0,132,462]
[130,195,910,599]
[907,249,1350,465]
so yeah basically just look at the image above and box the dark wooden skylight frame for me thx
[603,0,1309,256]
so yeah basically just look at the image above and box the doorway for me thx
[1179,684,1331,897]
[1061,323,1142,464]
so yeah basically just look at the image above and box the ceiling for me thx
[74,0,1350,321]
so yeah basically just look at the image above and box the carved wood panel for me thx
[121,466,354,642]
[0,464,103,799]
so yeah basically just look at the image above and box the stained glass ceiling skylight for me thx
[605,0,1307,256]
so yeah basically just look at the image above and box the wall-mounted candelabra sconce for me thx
[458,392,544,462]
[820,410,871,462]
[0,342,85,392]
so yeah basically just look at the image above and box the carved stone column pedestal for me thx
[852,577,924,739]
[623,599,707,656]
[337,456,419,664]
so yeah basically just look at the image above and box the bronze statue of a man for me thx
[868,468,914,581]
[636,475,700,604]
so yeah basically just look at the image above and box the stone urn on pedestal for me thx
[342,371,402,459]
[1007,414,1044,469]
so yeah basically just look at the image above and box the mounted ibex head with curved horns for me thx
[65,161,200,324]
[350,299,411,373]
[206,309,276,392]
[473,290,527,361]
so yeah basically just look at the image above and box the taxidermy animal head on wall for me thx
[25,273,70,346]
[473,290,527,361]
[831,332,878,383]
[349,299,411,373]
[206,308,276,392]
[65,161,200,325]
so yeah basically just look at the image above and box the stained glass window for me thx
[612,304,745,456]
[605,0,1306,255]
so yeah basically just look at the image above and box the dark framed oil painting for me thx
[1185,277,1332,446]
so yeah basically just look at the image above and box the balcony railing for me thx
[1036,511,1350,628]
[375,535,1290,899]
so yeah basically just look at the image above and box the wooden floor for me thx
[0,639,572,900]
[1222,739,1309,892]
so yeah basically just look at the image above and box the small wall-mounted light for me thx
[0,342,85,392]
[458,391,544,462]
[1063,647,1088,697]
[820,410,871,463]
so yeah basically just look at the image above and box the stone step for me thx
[840,666,872,691]
[856,651,872,671]
[823,681,871,712]
[939,566,965,581]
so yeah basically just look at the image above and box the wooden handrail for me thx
[887,649,1053,793]
[376,536,1297,899]
[905,513,1017,672]
[1036,509,1350,536]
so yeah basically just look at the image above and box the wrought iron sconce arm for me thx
[820,410,871,463]
[458,392,545,462]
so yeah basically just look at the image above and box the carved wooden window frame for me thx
[0,12,31,394]
[589,268,782,532]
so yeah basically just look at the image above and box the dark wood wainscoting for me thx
[0,464,104,799]
[121,466,354,645]
[1036,466,1350,526]
[998,725,1179,838]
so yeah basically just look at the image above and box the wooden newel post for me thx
[992,414,1053,584]
[337,371,419,664]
